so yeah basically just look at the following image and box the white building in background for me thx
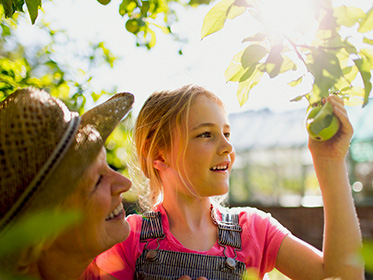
[228,99,373,207]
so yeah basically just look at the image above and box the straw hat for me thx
[0,87,134,234]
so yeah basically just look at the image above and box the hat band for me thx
[0,114,81,233]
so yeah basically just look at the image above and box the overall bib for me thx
[135,210,246,280]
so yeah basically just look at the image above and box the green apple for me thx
[306,101,341,141]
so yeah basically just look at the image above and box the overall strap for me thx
[140,211,165,241]
[217,212,242,250]
[139,209,242,250]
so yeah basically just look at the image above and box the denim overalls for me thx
[135,210,246,280]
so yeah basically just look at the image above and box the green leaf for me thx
[0,210,82,257]
[233,0,253,8]
[334,5,365,27]
[262,44,282,78]
[360,48,373,69]
[341,86,365,107]
[308,49,343,94]
[362,241,373,273]
[288,76,303,87]
[201,0,235,39]
[290,94,306,102]
[336,47,353,69]
[14,0,25,12]
[308,84,322,105]
[119,0,137,16]
[353,56,372,107]
[236,67,262,106]
[323,52,342,78]
[363,37,373,45]
[227,4,246,20]
[319,6,338,31]
[279,55,297,73]
[189,0,212,5]
[343,40,358,55]
[334,65,358,90]
[242,33,266,43]
[147,27,157,49]
[261,47,296,79]
[241,44,267,69]
[1,0,14,17]
[358,6,373,33]
[225,49,246,82]
[239,64,256,82]
[25,0,41,24]
[150,22,170,35]
[97,0,111,4]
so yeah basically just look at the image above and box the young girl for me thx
[94,85,363,280]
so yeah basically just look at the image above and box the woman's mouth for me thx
[105,203,124,221]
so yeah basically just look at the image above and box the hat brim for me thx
[0,92,134,234]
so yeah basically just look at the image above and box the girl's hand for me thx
[308,95,354,161]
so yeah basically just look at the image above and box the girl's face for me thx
[165,95,235,198]
[55,147,132,258]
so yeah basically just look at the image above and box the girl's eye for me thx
[224,132,231,139]
[198,132,211,138]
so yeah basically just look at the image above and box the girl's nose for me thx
[218,135,233,155]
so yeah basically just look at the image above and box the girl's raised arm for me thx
[275,95,364,280]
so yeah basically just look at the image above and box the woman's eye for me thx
[94,175,103,189]
[224,132,231,139]
[198,132,211,138]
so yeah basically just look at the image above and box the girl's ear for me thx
[153,154,168,171]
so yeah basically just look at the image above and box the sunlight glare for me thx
[258,0,317,43]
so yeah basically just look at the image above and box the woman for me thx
[0,87,134,279]
[94,84,363,279]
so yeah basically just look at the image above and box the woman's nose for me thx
[111,171,132,195]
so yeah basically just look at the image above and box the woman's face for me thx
[164,95,235,198]
[56,147,132,258]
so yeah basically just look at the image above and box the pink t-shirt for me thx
[94,204,290,279]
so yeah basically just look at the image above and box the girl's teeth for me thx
[212,165,228,170]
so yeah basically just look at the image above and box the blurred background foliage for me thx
[0,0,211,49]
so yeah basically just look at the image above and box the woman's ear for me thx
[153,154,168,171]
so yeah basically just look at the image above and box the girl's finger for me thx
[328,97,354,137]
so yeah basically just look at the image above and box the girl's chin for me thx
[199,189,229,197]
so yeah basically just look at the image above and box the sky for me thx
[17,0,372,116]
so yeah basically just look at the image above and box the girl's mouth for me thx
[210,164,229,171]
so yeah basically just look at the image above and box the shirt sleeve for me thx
[94,214,143,279]
[239,207,290,276]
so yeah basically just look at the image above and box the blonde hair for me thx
[133,84,225,210]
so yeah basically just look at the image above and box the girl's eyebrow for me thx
[191,123,230,131]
